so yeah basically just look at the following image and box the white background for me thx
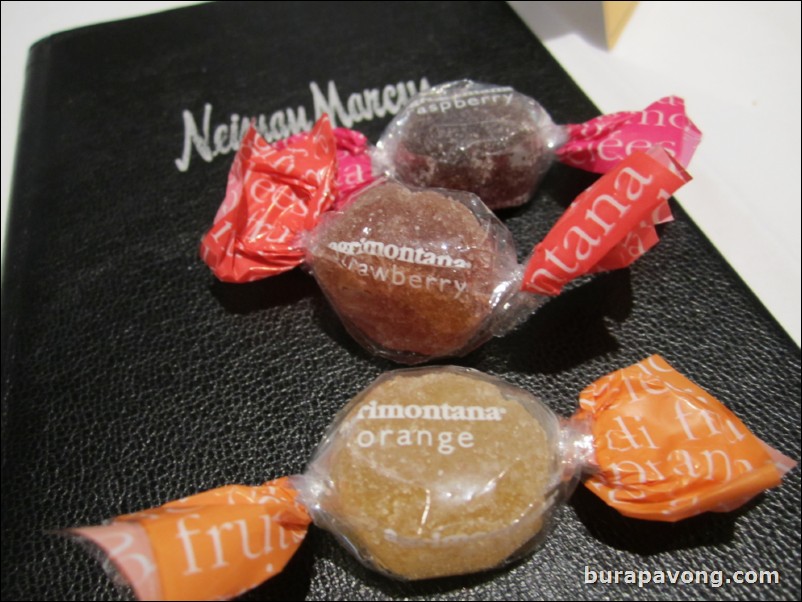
[2,1,800,345]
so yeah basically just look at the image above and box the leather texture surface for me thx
[2,2,799,600]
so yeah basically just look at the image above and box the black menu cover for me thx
[2,2,799,600]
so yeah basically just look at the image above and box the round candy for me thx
[378,80,564,210]
[305,367,560,579]
[308,180,522,362]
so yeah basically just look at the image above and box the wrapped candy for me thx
[201,116,691,363]
[375,80,702,209]
[70,356,794,600]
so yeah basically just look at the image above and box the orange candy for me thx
[70,358,793,600]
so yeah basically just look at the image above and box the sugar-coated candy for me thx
[375,80,701,209]
[70,357,794,599]
[201,115,691,363]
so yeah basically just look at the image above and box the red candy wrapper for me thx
[375,80,701,209]
[522,146,686,295]
[201,116,373,283]
[68,357,794,600]
[201,115,690,362]
[273,124,374,210]
[557,96,701,173]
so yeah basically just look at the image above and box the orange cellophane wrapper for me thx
[576,355,795,521]
[200,116,338,283]
[71,477,310,601]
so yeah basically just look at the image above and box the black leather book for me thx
[2,2,799,600]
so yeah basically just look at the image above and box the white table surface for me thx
[2,1,800,345]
